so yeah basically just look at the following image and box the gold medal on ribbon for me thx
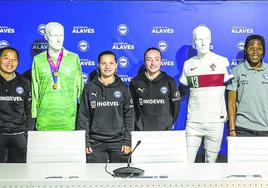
[53,83,58,90]
[54,71,58,77]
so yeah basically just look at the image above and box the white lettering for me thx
[231,28,254,34]
[161,60,174,66]
[120,77,132,82]
[142,99,165,104]
[72,28,95,34]
[152,28,174,34]
[80,60,95,66]
[96,101,119,107]
[0,96,23,101]
[112,44,135,50]
[32,44,48,50]
[0,28,15,33]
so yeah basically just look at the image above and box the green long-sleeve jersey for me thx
[31,49,84,130]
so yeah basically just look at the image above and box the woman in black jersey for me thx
[130,47,180,131]
[0,47,34,163]
[77,51,134,163]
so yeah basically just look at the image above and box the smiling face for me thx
[98,54,118,78]
[144,49,162,76]
[246,39,264,67]
[0,49,18,77]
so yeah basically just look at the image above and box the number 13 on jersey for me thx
[187,76,199,88]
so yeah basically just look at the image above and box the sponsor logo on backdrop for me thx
[118,74,133,83]
[82,72,89,83]
[32,41,48,52]
[237,41,245,51]
[231,26,254,34]
[37,24,46,36]
[117,24,128,36]
[157,40,168,52]
[161,58,174,66]
[72,26,95,34]
[78,40,89,52]
[0,40,9,48]
[0,26,15,34]
[112,42,135,50]
[80,58,96,66]
[231,58,244,66]
[152,26,174,34]
[118,56,129,68]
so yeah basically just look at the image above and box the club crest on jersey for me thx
[113,90,122,98]
[16,87,24,94]
[210,63,216,71]
[263,73,268,80]
[160,86,168,94]
[91,101,96,108]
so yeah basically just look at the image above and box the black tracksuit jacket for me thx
[130,71,180,131]
[76,76,134,148]
[0,73,34,133]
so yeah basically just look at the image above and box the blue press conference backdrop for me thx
[1,1,268,156]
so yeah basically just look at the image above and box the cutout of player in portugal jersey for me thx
[179,25,233,163]
[31,22,83,131]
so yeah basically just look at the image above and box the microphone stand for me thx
[113,140,144,178]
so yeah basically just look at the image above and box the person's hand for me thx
[229,130,237,137]
[121,145,131,155]
[85,147,93,154]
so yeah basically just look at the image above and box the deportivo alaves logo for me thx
[0,40,9,48]
[112,43,134,50]
[152,27,174,34]
[0,26,15,33]
[118,75,133,82]
[80,59,95,66]
[231,27,253,34]
[72,26,95,34]
[32,42,48,51]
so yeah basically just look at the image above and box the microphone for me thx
[113,140,144,178]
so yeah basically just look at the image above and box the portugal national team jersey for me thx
[180,52,233,122]
[31,49,83,131]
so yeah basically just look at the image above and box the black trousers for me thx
[0,133,27,163]
[87,141,128,163]
[236,127,268,136]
